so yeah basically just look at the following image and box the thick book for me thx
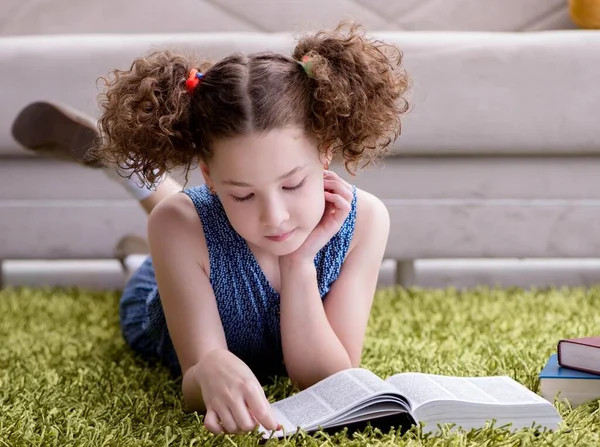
[260,368,561,439]
[540,354,600,407]
[557,337,600,375]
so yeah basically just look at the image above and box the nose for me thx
[260,195,290,229]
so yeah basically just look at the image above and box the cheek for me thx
[220,203,253,236]
[295,183,326,224]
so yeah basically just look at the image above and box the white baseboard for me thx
[3,257,600,290]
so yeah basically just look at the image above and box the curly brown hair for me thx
[94,21,410,186]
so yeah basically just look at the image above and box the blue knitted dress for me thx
[119,184,357,382]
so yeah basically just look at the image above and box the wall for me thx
[1,0,577,36]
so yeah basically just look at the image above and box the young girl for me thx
[12,21,409,435]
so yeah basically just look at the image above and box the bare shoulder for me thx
[350,188,390,251]
[147,191,209,272]
[148,191,200,228]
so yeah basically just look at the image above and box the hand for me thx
[195,349,280,435]
[285,170,354,263]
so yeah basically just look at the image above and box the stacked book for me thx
[540,337,600,407]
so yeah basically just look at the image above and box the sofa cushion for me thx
[1,30,599,157]
[0,0,575,35]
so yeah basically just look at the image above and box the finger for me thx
[324,177,352,196]
[324,178,353,203]
[230,399,259,433]
[214,406,239,434]
[324,192,352,214]
[244,385,279,431]
[324,170,352,190]
[204,408,224,435]
[324,184,353,209]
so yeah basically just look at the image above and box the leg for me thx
[11,101,104,167]
[11,101,182,273]
[119,256,181,376]
[116,176,183,279]
[11,101,180,214]
[395,260,416,287]
[139,176,182,215]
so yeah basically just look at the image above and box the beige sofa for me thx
[1,28,600,288]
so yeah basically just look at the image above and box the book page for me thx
[270,369,394,431]
[386,373,456,408]
[466,377,548,404]
[387,373,545,409]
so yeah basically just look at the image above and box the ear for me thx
[199,161,214,189]
[319,146,333,170]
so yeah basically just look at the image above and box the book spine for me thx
[557,362,600,376]
[557,340,564,365]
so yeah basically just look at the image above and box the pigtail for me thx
[94,51,212,185]
[293,21,410,173]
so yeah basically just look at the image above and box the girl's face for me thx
[202,126,329,257]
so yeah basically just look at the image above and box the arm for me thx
[279,257,351,389]
[146,193,227,410]
[279,190,390,389]
[147,193,280,434]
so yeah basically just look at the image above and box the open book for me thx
[260,368,562,438]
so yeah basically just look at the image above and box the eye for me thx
[231,193,254,202]
[283,178,306,191]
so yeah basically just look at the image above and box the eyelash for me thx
[231,179,306,202]
[285,179,306,192]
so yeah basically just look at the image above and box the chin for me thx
[262,232,308,257]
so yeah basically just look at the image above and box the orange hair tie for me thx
[186,68,204,94]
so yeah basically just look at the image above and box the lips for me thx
[265,230,294,242]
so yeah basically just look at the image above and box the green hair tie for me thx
[300,55,314,78]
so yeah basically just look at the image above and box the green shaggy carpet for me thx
[1,285,600,446]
